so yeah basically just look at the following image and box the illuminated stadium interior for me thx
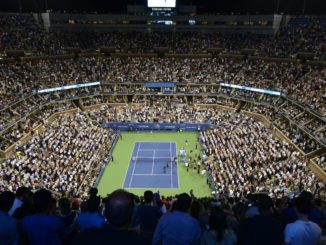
[0,0,325,244]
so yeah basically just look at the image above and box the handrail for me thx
[282,94,325,122]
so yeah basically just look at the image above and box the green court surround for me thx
[97,132,212,197]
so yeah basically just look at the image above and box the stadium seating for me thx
[0,12,325,245]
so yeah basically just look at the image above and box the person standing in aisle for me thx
[185,162,189,172]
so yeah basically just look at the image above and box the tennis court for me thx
[123,142,179,189]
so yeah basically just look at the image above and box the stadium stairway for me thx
[235,101,245,112]
[72,100,85,111]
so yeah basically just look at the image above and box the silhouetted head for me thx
[33,189,53,213]
[59,197,71,215]
[144,190,154,204]
[89,188,98,199]
[15,187,31,200]
[105,189,134,228]
[176,193,192,212]
[295,195,312,216]
[86,196,101,213]
[257,194,274,214]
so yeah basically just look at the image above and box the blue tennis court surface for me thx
[123,142,179,189]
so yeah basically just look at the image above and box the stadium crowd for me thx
[200,114,322,198]
[0,186,325,244]
[0,57,325,116]
[0,102,76,151]
[1,104,323,199]
[0,112,115,196]
[1,100,324,169]
[91,103,324,154]
[0,13,325,245]
[1,15,325,57]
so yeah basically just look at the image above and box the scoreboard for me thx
[147,0,176,8]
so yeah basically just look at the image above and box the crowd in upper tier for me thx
[0,15,325,115]
[1,15,325,57]
[0,57,325,115]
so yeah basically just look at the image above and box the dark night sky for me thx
[0,0,325,14]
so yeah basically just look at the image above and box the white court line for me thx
[151,149,155,174]
[126,141,179,189]
[122,143,137,188]
[124,187,179,189]
[129,142,141,188]
[133,157,174,159]
[138,149,171,152]
[133,174,170,176]
[175,141,180,188]
[135,141,174,144]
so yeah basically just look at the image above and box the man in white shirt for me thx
[185,162,189,172]
[284,195,321,245]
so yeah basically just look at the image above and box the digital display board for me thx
[147,0,176,8]
[220,83,281,96]
[37,81,100,94]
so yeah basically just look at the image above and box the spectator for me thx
[244,194,259,219]
[12,189,35,220]
[76,197,105,232]
[238,194,283,245]
[88,188,99,201]
[136,190,162,240]
[58,197,79,244]
[73,189,149,245]
[0,191,18,245]
[20,189,67,245]
[283,191,324,227]
[201,207,237,245]
[8,186,30,216]
[153,193,201,245]
[284,195,321,245]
